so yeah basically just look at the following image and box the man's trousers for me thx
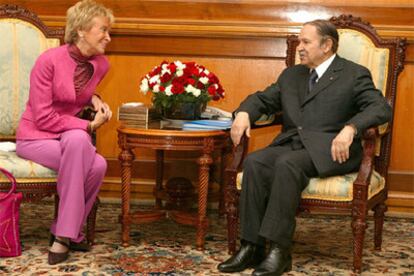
[239,143,318,249]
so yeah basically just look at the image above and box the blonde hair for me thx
[65,0,114,44]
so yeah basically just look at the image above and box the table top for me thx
[117,119,229,138]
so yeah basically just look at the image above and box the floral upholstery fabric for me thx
[0,150,56,182]
[0,19,59,136]
[236,170,385,202]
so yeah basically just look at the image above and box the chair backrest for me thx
[0,4,63,139]
[285,14,407,178]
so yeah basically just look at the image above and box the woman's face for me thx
[78,16,111,56]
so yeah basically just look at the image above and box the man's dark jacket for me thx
[237,55,392,177]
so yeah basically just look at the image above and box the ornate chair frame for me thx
[224,14,407,273]
[0,4,99,244]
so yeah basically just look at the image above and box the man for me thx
[217,19,392,276]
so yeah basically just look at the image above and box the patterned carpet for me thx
[1,201,413,275]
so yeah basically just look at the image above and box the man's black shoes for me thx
[217,241,265,273]
[252,243,292,276]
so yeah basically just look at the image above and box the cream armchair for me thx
[224,14,407,273]
[0,4,98,244]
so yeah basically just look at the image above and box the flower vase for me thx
[162,102,206,120]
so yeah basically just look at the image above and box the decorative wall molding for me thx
[40,16,414,42]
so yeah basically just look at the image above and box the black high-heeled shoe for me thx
[48,239,70,265]
[50,234,91,252]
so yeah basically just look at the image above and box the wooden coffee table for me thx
[117,123,231,250]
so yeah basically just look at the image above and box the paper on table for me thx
[122,102,144,107]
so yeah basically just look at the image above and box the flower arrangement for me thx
[139,60,225,119]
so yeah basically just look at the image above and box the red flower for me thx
[168,63,177,74]
[161,73,172,83]
[171,83,184,94]
[208,85,217,96]
[187,78,196,86]
[196,82,204,89]
[149,66,162,77]
[207,73,219,84]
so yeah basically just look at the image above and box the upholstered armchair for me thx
[0,5,98,244]
[224,14,407,273]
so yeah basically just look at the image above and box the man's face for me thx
[297,24,331,68]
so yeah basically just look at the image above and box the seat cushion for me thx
[0,150,56,183]
[236,170,385,202]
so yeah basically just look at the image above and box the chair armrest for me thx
[225,134,249,175]
[354,127,378,189]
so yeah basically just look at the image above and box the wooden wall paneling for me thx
[389,65,414,172]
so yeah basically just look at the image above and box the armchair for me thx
[224,14,407,273]
[0,4,98,244]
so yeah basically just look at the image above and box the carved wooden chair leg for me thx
[351,206,368,273]
[373,203,387,250]
[225,184,239,254]
[86,197,100,245]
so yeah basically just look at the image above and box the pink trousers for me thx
[16,129,106,243]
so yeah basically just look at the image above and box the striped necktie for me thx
[308,70,318,92]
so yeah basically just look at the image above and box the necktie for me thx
[308,70,318,92]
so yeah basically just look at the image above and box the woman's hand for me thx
[89,95,112,131]
[91,94,112,121]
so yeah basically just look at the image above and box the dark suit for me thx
[236,55,392,249]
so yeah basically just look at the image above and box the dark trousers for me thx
[239,141,318,249]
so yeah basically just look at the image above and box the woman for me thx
[16,0,114,265]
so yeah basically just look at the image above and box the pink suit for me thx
[16,44,109,242]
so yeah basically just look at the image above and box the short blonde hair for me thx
[65,0,114,44]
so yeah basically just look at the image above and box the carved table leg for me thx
[155,150,164,209]
[119,148,135,247]
[196,138,214,250]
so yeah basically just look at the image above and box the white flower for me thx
[176,70,184,77]
[174,61,186,71]
[165,85,173,96]
[153,84,160,93]
[140,78,149,94]
[199,76,209,85]
[192,88,201,97]
[185,84,201,97]
[149,74,160,84]
[203,69,210,75]
[161,66,171,76]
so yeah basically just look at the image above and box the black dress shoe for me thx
[252,243,292,276]
[218,241,265,273]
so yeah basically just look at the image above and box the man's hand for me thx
[331,125,356,164]
[231,112,251,146]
